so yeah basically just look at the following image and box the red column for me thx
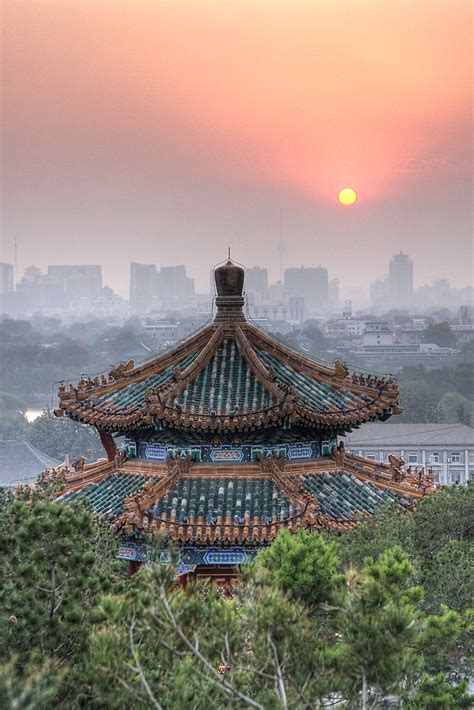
[177,574,187,589]
[128,560,142,577]
[98,429,117,461]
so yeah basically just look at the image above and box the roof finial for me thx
[228,246,231,260]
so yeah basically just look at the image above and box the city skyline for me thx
[2,251,472,318]
[2,1,472,294]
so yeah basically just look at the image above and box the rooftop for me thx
[0,440,61,488]
[56,259,401,435]
[55,448,438,545]
[343,423,474,447]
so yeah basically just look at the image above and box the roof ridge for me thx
[233,325,286,402]
[145,324,225,410]
[244,322,335,378]
[61,323,217,404]
[244,322,397,400]
[23,440,61,467]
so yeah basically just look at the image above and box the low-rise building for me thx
[343,423,474,485]
[0,440,61,488]
[324,318,366,339]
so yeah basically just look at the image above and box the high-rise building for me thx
[244,266,268,305]
[0,262,14,313]
[388,252,413,308]
[0,263,14,295]
[370,278,389,309]
[284,266,328,312]
[433,279,451,305]
[47,265,103,304]
[15,265,61,311]
[130,262,157,313]
[156,265,194,303]
[328,278,340,308]
[288,296,305,324]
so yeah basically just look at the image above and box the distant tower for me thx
[14,237,18,284]
[388,252,414,308]
[277,211,285,282]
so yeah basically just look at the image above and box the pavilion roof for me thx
[56,321,401,434]
[56,448,438,545]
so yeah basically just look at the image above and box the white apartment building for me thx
[343,423,474,485]
[325,318,367,338]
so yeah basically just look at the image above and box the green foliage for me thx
[0,485,472,707]
[27,410,105,461]
[437,391,474,426]
[0,498,122,665]
[0,658,62,710]
[392,362,473,422]
[338,484,474,614]
[256,528,343,608]
[301,321,329,356]
[335,548,423,704]
[402,673,473,709]
[0,317,36,344]
[398,379,439,422]
[0,411,31,441]
[0,391,27,414]
[422,322,458,348]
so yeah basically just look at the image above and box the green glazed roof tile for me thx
[152,477,291,524]
[64,473,152,518]
[301,472,399,519]
[255,347,372,413]
[175,339,272,415]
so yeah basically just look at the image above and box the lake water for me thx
[25,409,44,422]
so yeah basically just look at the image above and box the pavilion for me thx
[54,258,437,582]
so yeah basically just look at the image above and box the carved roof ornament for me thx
[334,360,349,380]
[388,453,406,483]
[331,441,346,467]
[109,359,134,381]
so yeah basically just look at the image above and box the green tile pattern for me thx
[64,473,150,517]
[152,477,292,524]
[301,473,400,519]
[175,339,272,415]
[86,352,198,412]
[256,347,373,412]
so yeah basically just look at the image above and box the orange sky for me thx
[1,1,472,293]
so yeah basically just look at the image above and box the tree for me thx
[335,548,423,708]
[423,322,457,348]
[256,528,343,608]
[437,391,474,426]
[87,560,327,709]
[27,410,105,462]
[1,485,472,707]
[0,411,30,441]
[0,488,123,704]
[302,321,329,356]
[0,392,27,414]
[0,317,35,345]
[402,673,473,709]
[338,484,474,615]
[397,380,438,422]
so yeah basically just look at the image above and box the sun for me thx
[338,187,357,205]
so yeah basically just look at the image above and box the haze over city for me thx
[1,4,474,706]
[2,0,472,295]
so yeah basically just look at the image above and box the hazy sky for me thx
[1,1,472,295]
